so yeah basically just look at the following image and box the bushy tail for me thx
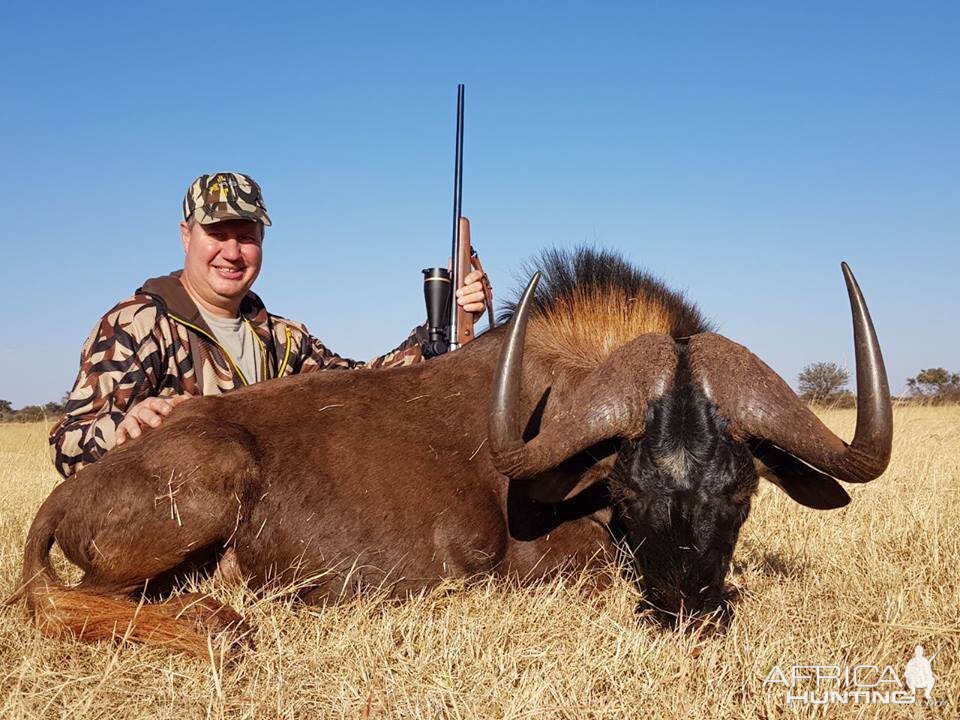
[17,481,214,658]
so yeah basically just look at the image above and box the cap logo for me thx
[206,174,233,204]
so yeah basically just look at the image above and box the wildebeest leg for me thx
[503,485,614,585]
[21,424,262,656]
[506,480,612,541]
[144,544,224,599]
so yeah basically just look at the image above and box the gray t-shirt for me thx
[197,306,263,385]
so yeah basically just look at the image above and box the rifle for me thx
[422,84,494,357]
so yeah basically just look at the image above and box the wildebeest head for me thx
[488,250,891,626]
[607,361,759,626]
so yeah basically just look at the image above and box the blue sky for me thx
[1,2,957,407]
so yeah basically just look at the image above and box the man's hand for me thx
[456,269,493,317]
[116,394,193,446]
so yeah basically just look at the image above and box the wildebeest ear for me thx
[750,441,851,510]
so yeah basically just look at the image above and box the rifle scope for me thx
[421,267,452,358]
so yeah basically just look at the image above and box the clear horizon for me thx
[1,2,957,407]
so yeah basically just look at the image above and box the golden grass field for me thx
[0,407,957,719]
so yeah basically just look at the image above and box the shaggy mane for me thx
[499,248,714,376]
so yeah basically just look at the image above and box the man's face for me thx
[180,218,263,315]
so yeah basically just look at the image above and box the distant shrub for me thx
[906,368,960,404]
[798,362,850,405]
[0,397,66,422]
[15,406,46,423]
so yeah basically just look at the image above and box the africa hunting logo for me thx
[764,644,944,706]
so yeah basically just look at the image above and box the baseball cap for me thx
[182,172,272,226]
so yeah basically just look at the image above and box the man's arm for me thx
[295,321,427,374]
[294,267,492,373]
[366,322,429,368]
[49,299,171,477]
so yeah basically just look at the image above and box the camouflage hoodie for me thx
[50,272,427,477]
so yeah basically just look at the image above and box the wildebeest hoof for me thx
[212,547,244,587]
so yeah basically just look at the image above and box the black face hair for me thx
[610,346,759,626]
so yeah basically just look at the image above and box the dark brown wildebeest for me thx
[16,249,892,655]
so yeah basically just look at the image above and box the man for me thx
[50,172,492,477]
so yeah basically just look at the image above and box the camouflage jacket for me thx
[50,271,427,477]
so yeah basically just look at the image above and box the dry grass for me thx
[0,408,957,719]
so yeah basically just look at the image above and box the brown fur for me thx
[18,249,712,656]
[513,247,711,381]
[528,288,678,378]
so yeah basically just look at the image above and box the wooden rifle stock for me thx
[453,217,495,347]
[455,216,475,345]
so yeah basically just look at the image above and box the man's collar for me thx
[138,270,268,328]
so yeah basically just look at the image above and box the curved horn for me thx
[488,272,541,478]
[488,273,678,480]
[840,261,893,478]
[689,263,892,484]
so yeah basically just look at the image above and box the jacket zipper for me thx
[168,314,255,387]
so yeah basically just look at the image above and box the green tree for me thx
[907,368,960,401]
[798,362,850,404]
[0,399,12,421]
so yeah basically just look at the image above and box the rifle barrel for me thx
[449,83,465,349]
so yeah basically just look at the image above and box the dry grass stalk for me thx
[0,408,957,718]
